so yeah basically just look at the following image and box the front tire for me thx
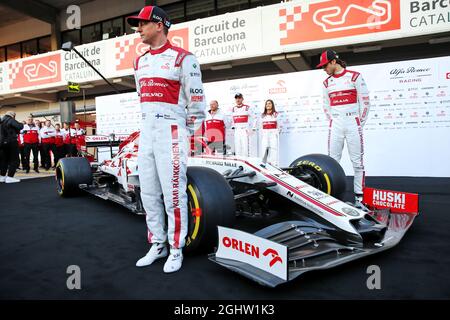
[184,166,236,253]
[288,154,346,200]
[56,157,93,197]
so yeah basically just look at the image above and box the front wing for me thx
[209,210,416,287]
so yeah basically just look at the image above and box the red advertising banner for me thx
[363,187,419,214]
[279,0,401,45]
[8,53,62,89]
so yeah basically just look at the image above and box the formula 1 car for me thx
[55,132,418,287]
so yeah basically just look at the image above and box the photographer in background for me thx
[0,111,24,183]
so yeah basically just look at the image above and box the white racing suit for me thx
[134,41,206,250]
[260,112,279,166]
[322,69,370,196]
[232,104,254,157]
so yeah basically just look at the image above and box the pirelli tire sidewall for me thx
[185,166,236,253]
[56,157,93,197]
[289,154,346,200]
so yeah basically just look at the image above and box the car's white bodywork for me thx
[95,133,367,237]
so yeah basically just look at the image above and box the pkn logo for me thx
[263,248,283,267]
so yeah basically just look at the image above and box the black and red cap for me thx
[127,6,171,29]
[234,93,243,98]
[316,49,339,68]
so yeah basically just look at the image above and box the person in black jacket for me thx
[0,111,24,183]
[18,120,26,170]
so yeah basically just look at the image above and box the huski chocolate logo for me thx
[372,190,406,210]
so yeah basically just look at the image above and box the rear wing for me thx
[84,134,131,162]
[85,134,129,148]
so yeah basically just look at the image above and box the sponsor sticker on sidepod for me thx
[216,227,288,281]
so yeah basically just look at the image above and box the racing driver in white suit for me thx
[232,93,255,157]
[318,50,371,209]
[127,6,206,273]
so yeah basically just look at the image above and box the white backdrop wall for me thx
[96,56,450,177]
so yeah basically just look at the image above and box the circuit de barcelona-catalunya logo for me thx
[279,0,401,45]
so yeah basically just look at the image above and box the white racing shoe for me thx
[5,176,20,183]
[136,242,168,267]
[163,249,183,273]
[0,176,6,183]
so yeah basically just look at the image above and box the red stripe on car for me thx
[197,156,344,217]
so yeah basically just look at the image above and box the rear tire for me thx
[185,166,236,253]
[56,157,93,197]
[288,154,346,200]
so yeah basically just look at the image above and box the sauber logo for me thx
[222,237,282,268]
[263,248,283,267]
[269,80,287,94]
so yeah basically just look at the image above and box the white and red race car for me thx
[56,132,419,287]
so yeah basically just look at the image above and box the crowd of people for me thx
[201,94,281,165]
[0,114,86,183]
